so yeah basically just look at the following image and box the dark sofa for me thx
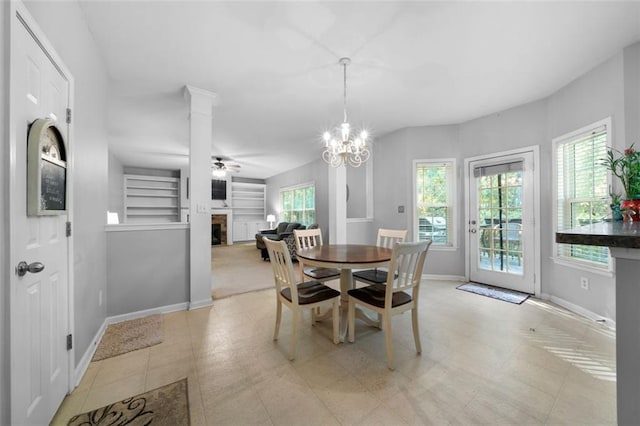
[255,222,306,260]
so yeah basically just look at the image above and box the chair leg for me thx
[289,309,300,360]
[273,300,282,341]
[411,307,422,354]
[332,299,339,344]
[383,313,394,370]
[348,297,355,343]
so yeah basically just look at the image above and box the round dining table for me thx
[296,244,393,340]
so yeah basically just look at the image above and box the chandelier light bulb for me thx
[323,132,331,145]
[321,57,371,168]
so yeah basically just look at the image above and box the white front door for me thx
[468,151,536,294]
[10,7,72,425]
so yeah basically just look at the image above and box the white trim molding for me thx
[73,302,189,387]
[541,294,616,330]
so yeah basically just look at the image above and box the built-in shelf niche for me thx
[124,174,180,223]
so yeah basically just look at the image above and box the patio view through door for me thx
[468,151,535,294]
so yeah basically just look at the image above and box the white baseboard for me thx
[107,302,189,324]
[73,319,108,387]
[73,301,190,388]
[423,274,466,282]
[189,298,214,310]
[542,293,616,330]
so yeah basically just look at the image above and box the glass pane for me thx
[477,171,523,275]
[293,189,303,210]
[416,162,453,246]
[305,186,314,209]
[479,175,491,189]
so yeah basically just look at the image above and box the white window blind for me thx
[556,125,609,267]
[279,183,316,226]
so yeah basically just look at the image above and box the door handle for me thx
[16,261,45,277]
[469,229,477,233]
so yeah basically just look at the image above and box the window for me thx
[280,183,315,226]
[554,120,610,269]
[414,160,455,246]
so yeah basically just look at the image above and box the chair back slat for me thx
[385,241,432,305]
[377,228,408,249]
[294,228,323,251]
[265,238,298,300]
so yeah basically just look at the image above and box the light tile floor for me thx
[52,280,616,425]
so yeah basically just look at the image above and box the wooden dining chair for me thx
[264,238,340,360]
[352,228,407,286]
[347,240,431,370]
[293,228,341,283]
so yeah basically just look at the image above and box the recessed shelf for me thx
[231,181,266,241]
[124,174,180,223]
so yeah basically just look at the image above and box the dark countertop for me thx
[555,221,640,248]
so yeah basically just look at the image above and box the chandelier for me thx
[322,57,371,167]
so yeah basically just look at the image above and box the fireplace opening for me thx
[212,224,222,245]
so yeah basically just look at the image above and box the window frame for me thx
[552,117,613,272]
[279,181,316,227]
[412,158,457,250]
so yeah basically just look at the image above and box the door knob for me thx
[16,261,45,277]
[469,229,477,233]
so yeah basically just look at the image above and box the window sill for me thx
[551,256,614,277]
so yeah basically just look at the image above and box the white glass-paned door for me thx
[469,152,535,294]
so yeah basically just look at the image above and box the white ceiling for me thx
[78,1,640,179]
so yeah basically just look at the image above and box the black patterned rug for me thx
[457,282,530,304]
[67,378,189,425]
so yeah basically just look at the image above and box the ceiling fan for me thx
[212,156,241,177]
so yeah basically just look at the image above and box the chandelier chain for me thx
[343,61,348,123]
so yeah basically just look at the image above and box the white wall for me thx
[24,0,110,364]
[106,227,189,316]
[624,43,640,152]
[108,152,124,220]
[371,47,639,321]
[1,2,9,423]
[545,51,625,320]
[266,159,330,238]
[373,125,462,276]
[459,99,548,284]
[347,165,367,218]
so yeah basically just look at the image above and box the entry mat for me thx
[456,282,530,305]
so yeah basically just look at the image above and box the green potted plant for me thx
[602,144,640,221]
[609,189,623,221]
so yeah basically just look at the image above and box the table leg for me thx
[338,268,352,341]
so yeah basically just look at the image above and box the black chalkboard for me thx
[40,158,66,211]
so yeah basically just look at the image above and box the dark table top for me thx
[555,221,640,248]
[296,244,393,264]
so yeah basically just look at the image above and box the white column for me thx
[328,165,347,244]
[184,85,217,309]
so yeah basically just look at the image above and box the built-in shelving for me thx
[231,181,267,241]
[124,175,180,223]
